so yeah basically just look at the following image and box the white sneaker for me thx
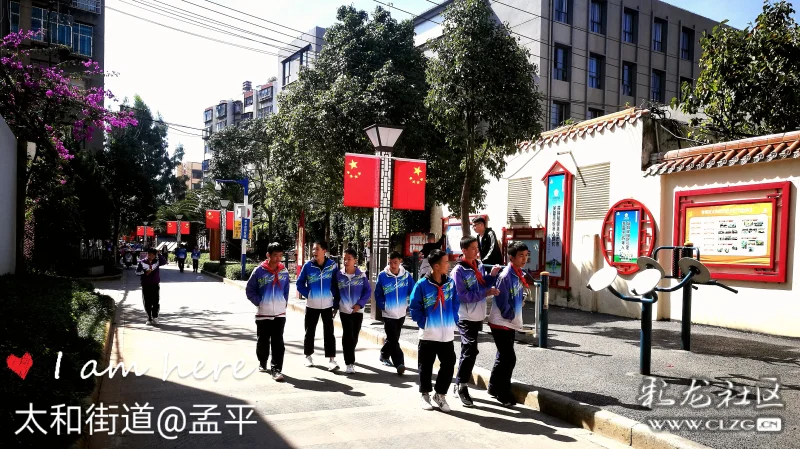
[145,319,152,325]
[420,393,434,410]
[345,364,355,374]
[152,317,159,325]
[328,359,340,371]
[304,356,313,367]
[433,393,451,412]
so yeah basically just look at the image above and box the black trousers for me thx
[381,316,405,367]
[488,327,517,397]
[455,320,483,384]
[256,318,286,371]
[304,307,336,357]
[418,340,456,394]
[177,257,185,272]
[340,312,363,365]
[142,284,160,319]
[192,259,199,271]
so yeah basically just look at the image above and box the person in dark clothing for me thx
[191,247,201,273]
[135,247,168,325]
[419,233,446,277]
[471,217,503,266]
[175,244,188,273]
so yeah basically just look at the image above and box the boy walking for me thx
[246,242,290,381]
[135,247,168,325]
[191,247,201,273]
[175,244,188,273]
[333,248,372,374]
[296,241,340,371]
[488,241,530,406]
[451,236,501,407]
[410,250,459,412]
[375,251,412,374]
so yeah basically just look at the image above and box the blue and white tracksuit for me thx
[489,265,525,330]
[296,258,338,309]
[246,262,291,320]
[333,267,372,314]
[375,266,412,319]
[410,274,460,394]
[451,260,497,386]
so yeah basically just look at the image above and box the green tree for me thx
[677,0,800,139]
[425,0,544,235]
[274,6,434,242]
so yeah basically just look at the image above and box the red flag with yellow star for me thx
[205,210,220,229]
[343,153,381,208]
[167,221,177,234]
[393,158,426,210]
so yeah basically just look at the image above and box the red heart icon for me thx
[7,353,33,380]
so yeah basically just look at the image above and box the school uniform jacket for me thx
[333,267,372,314]
[409,274,460,342]
[451,260,497,322]
[295,258,338,309]
[246,261,291,320]
[488,265,525,330]
[375,265,412,319]
[135,254,167,286]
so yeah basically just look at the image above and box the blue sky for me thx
[663,0,781,29]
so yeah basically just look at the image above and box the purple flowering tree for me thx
[0,30,137,273]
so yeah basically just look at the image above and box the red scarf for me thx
[261,261,285,285]
[465,259,486,286]
[512,265,529,288]
[433,283,446,311]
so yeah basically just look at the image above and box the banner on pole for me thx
[167,221,177,234]
[205,210,221,229]
[343,153,381,208]
[392,158,426,210]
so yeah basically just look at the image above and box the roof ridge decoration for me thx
[516,108,649,153]
[644,130,800,177]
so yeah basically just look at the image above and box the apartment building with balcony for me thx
[413,0,720,130]
[275,26,325,111]
[176,161,203,191]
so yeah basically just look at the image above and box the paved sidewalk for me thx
[88,265,632,449]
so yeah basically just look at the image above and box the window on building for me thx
[192,182,201,190]
[258,86,272,102]
[282,47,310,86]
[575,163,611,220]
[31,7,46,41]
[242,112,253,121]
[204,110,213,122]
[233,101,242,114]
[590,1,605,34]
[680,27,694,60]
[72,0,101,14]
[72,23,92,56]
[622,62,636,97]
[651,70,665,103]
[623,9,637,43]
[216,103,227,118]
[192,170,203,180]
[588,108,604,119]
[48,12,73,46]
[588,54,603,89]
[553,46,570,81]
[550,102,569,129]
[653,18,667,52]
[554,0,570,24]
[507,178,532,227]
[10,2,20,33]
[216,122,226,131]
[203,127,212,139]
[244,96,253,107]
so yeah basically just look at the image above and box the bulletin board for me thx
[542,161,573,289]
[601,199,657,275]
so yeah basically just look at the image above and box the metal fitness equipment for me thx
[587,267,661,375]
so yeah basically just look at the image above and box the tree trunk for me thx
[324,210,331,244]
[460,167,473,237]
[15,139,26,274]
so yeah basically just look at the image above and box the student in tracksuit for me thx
[333,248,372,374]
[451,236,501,407]
[135,247,168,325]
[488,241,530,407]
[246,242,291,381]
[410,250,459,412]
[296,241,340,371]
[175,244,188,273]
[191,247,201,273]
[375,251,413,374]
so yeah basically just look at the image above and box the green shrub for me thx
[0,274,114,448]
[202,261,220,273]
[221,263,258,280]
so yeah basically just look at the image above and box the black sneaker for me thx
[498,394,517,407]
[456,384,474,407]
[487,386,498,398]
[259,362,268,372]
[271,368,284,381]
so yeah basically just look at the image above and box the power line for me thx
[106,6,281,56]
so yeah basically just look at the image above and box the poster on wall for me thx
[685,201,774,267]
[545,174,565,277]
[613,209,640,263]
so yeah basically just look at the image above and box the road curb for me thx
[209,274,710,449]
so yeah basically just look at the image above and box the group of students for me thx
[244,218,529,412]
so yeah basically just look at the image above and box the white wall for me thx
[659,160,800,337]
[0,115,17,275]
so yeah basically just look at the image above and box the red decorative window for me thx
[601,199,657,274]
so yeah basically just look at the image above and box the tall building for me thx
[413,0,719,130]
[176,161,203,191]
[2,0,105,150]
[275,26,326,110]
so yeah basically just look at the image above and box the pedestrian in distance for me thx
[175,244,188,273]
[296,240,340,371]
[191,246,201,273]
[246,242,291,381]
[410,249,460,412]
[375,251,413,374]
[471,217,503,266]
[333,248,372,374]
[418,233,446,277]
[135,247,167,326]
[488,241,530,407]
[451,235,501,407]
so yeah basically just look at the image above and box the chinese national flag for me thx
[137,226,154,236]
[392,159,426,210]
[167,221,177,234]
[180,221,190,234]
[343,153,381,208]
[226,211,234,229]
[205,210,220,229]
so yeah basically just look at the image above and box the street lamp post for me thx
[176,214,183,246]
[363,124,404,322]
[143,221,149,248]
[219,199,230,265]
[215,178,249,280]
